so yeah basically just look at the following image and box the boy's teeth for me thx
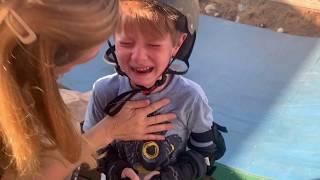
[136,67,151,72]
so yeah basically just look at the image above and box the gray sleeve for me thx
[186,94,218,159]
[83,84,107,132]
[187,94,213,133]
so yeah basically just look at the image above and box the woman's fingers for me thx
[124,99,150,109]
[146,113,176,126]
[143,134,166,141]
[145,123,175,134]
[111,98,176,141]
[142,98,171,114]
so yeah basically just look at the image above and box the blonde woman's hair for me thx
[118,0,182,44]
[0,0,118,176]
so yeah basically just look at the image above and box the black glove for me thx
[99,159,131,180]
[97,146,131,180]
[150,150,207,180]
[139,135,182,170]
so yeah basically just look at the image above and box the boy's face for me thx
[115,25,184,88]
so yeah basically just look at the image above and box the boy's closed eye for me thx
[119,41,133,47]
[148,43,161,48]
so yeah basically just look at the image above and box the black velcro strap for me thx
[187,142,216,157]
[104,41,117,64]
[103,160,131,180]
[178,150,207,178]
[213,122,228,133]
[206,165,217,176]
[190,130,214,142]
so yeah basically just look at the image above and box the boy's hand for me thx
[121,168,139,180]
[143,171,160,180]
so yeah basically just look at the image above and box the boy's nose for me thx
[131,45,148,63]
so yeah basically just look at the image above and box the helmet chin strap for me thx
[135,73,168,95]
[104,58,173,116]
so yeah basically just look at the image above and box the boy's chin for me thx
[132,81,155,89]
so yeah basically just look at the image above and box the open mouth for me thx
[132,67,154,74]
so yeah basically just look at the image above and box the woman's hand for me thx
[85,98,176,150]
[109,98,176,141]
[121,168,139,180]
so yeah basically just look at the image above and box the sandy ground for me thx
[199,0,320,37]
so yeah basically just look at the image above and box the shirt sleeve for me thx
[187,94,213,133]
[187,93,218,158]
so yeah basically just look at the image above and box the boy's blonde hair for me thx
[118,0,182,44]
[0,0,118,176]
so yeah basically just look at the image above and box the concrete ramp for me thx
[61,15,320,180]
[188,16,320,180]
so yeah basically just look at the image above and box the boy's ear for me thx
[173,33,188,56]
